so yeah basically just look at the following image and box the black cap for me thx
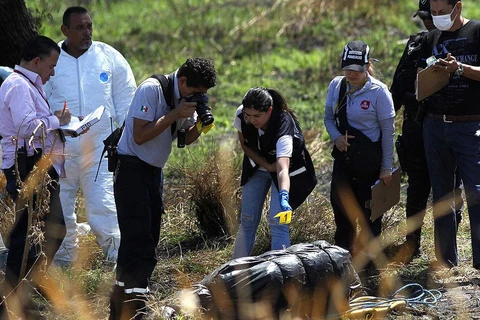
[413,0,431,20]
[341,40,370,72]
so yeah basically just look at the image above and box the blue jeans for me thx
[423,117,480,267]
[0,233,7,274]
[233,170,290,258]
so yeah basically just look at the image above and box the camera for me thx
[185,93,214,126]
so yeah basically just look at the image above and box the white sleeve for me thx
[276,135,293,158]
[233,105,243,132]
[111,50,137,125]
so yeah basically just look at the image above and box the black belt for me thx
[118,154,160,171]
[427,113,480,123]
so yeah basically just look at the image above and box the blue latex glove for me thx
[275,189,293,224]
[278,189,292,212]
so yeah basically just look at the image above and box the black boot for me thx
[122,293,147,320]
[390,230,421,264]
[405,229,421,257]
[109,285,125,320]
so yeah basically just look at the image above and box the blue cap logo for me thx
[100,72,109,82]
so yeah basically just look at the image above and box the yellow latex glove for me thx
[274,210,292,224]
[196,121,215,134]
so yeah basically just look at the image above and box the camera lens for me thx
[197,104,214,126]
[185,94,214,126]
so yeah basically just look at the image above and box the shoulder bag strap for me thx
[334,77,348,134]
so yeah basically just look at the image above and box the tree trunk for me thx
[0,0,38,68]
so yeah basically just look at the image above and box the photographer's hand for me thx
[176,99,197,119]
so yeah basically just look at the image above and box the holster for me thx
[414,101,427,126]
[107,145,118,172]
[16,146,28,178]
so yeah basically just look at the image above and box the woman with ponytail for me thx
[232,87,317,258]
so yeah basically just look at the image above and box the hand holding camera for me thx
[185,93,215,134]
[176,99,197,119]
[185,93,214,126]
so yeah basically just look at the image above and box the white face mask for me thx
[432,3,458,31]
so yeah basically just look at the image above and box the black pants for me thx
[330,160,381,254]
[1,155,66,316]
[111,155,163,319]
[402,111,462,245]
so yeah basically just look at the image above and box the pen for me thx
[345,130,348,152]
[61,101,66,116]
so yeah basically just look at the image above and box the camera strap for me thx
[151,73,176,135]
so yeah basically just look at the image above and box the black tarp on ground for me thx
[192,241,361,320]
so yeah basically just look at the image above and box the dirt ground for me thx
[358,263,480,319]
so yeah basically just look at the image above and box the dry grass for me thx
[2,129,480,319]
[1,129,479,319]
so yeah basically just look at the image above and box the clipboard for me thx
[416,67,450,101]
[370,168,401,222]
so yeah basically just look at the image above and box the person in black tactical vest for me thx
[232,87,317,258]
[390,0,463,264]
[109,58,217,320]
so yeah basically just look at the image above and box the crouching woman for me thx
[233,87,317,258]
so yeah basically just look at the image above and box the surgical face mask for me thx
[432,3,458,31]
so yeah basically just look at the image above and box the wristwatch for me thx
[454,62,464,76]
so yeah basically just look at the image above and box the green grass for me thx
[26,0,429,135]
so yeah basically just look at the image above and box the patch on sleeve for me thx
[140,106,149,113]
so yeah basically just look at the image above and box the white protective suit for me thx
[44,41,136,264]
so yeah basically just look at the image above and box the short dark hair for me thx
[177,58,217,89]
[63,6,89,27]
[21,36,60,62]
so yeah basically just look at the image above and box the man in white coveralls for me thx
[44,6,136,266]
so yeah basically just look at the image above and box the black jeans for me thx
[330,160,381,254]
[2,156,66,294]
[113,155,163,291]
[402,113,463,245]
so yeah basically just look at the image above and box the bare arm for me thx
[184,122,201,145]
[133,101,196,145]
[276,156,290,192]
[238,131,276,172]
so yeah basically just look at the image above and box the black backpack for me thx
[94,74,173,179]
